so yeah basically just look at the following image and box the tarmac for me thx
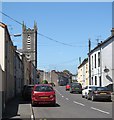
[2,95,34,120]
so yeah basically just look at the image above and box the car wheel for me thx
[108,98,112,102]
[70,88,72,93]
[85,96,87,99]
[51,101,56,106]
[87,95,90,100]
[32,101,36,107]
[91,95,95,101]
[82,95,84,98]
[70,90,72,93]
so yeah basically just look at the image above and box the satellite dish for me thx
[104,68,109,73]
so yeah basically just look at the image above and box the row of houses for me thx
[0,22,38,119]
[77,28,114,91]
[38,70,72,86]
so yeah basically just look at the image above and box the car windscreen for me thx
[35,86,53,92]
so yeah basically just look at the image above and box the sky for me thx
[1,2,112,74]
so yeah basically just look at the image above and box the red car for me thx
[31,84,56,106]
[66,83,71,91]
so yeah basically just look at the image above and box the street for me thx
[32,86,112,119]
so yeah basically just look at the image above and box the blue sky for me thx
[2,2,112,74]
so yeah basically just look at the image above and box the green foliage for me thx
[63,70,70,74]
[42,80,48,84]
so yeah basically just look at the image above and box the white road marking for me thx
[66,98,69,100]
[31,114,34,119]
[91,107,110,115]
[73,101,85,106]
[30,104,34,120]
[55,89,62,96]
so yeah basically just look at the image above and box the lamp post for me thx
[10,34,21,37]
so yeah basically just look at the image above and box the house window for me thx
[92,77,93,85]
[98,52,100,67]
[99,76,102,86]
[92,56,93,69]
[95,76,97,85]
[94,54,96,68]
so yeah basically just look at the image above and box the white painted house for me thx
[89,29,114,89]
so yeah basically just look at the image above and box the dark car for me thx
[70,82,82,94]
[49,82,55,87]
[88,86,112,101]
[22,84,34,100]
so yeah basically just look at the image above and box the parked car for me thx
[22,84,34,100]
[70,82,82,94]
[105,84,113,92]
[88,86,112,101]
[66,83,71,91]
[82,85,98,99]
[49,82,55,87]
[31,84,56,106]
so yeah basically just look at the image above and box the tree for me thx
[42,80,48,84]
[63,70,70,74]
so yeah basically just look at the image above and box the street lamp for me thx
[104,66,109,73]
[10,34,21,37]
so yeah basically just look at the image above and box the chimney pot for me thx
[111,28,114,36]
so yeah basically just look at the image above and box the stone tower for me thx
[22,22,37,68]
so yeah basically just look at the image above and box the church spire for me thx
[34,21,37,31]
[22,21,26,31]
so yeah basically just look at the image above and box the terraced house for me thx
[77,58,89,88]
[88,28,114,91]
[0,22,38,119]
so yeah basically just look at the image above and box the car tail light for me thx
[93,91,98,94]
[32,93,35,97]
[32,92,38,98]
[107,91,111,94]
[50,95,55,98]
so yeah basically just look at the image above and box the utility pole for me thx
[79,57,81,64]
[88,38,91,85]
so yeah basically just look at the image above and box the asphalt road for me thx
[32,86,112,119]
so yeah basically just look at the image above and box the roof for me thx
[78,58,88,69]
[0,22,7,28]
[0,22,13,45]
[88,35,114,55]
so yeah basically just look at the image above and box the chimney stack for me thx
[111,28,114,36]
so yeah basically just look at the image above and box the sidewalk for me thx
[2,95,34,120]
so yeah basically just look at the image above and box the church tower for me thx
[22,21,37,68]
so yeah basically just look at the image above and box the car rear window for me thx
[89,86,97,90]
[72,83,82,88]
[95,87,110,91]
[35,86,53,92]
